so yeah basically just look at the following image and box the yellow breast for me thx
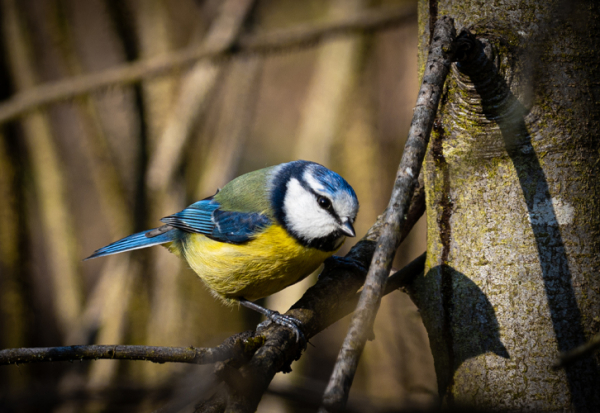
[173,225,339,304]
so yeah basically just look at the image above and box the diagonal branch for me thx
[320,16,458,413]
[215,180,426,413]
[0,253,424,368]
[0,5,416,126]
[0,181,426,413]
[145,0,255,193]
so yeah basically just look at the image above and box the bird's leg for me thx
[238,298,306,344]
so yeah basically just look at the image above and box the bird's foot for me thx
[324,255,368,275]
[239,298,306,347]
[257,310,306,345]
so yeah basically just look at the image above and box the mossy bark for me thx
[413,0,600,410]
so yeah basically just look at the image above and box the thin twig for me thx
[0,253,424,368]
[0,332,262,366]
[320,16,458,413]
[219,182,426,413]
[0,185,426,412]
[553,332,600,370]
[0,5,416,126]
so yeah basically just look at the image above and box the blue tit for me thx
[87,160,359,341]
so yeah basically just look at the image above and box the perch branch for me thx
[0,5,416,125]
[215,179,425,413]
[320,16,457,413]
[0,180,424,373]
[553,332,600,370]
[0,332,263,366]
[0,186,426,413]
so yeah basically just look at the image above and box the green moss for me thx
[243,335,266,355]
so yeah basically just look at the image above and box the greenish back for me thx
[213,166,276,216]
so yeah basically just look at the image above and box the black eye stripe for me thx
[295,176,342,222]
[313,193,342,222]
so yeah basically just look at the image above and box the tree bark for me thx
[414,0,600,410]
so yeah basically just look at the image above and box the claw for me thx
[257,310,305,345]
[239,298,307,348]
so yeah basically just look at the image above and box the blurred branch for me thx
[142,0,256,386]
[553,332,600,370]
[2,0,83,333]
[50,0,137,352]
[320,16,457,413]
[293,0,365,165]
[146,0,255,193]
[195,56,262,196]
[0,5,417,126]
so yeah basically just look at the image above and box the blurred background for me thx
[0,0,436,411]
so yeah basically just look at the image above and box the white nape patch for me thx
[283,178,339,240]
[528,197,574,227]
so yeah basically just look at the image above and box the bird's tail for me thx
[85,225,179,260]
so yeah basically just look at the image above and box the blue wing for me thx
[87,199,271,260]
[160,199,271,244]
[160,199,220,234]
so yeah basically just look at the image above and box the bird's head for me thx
[270,160,359,251]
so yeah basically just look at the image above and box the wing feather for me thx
[160,199,270,244]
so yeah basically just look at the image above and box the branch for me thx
[320,16,457,413]
[0,179,424,369]
[0,5,416,126]
[0,332,263,366]
[0,186,425,413]
[145,0,255,193]
[210,179,426,413]
[553,332,600,370]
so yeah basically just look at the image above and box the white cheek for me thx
[283,179,338,240]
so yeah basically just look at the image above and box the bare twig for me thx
[0,183,426,413]
[0,5,416,126]
[0,332,263,366]
[320,16,457,413]
[553,332,600,370]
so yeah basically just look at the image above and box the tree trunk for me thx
[412,0,600,410]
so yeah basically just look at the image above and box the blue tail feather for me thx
[85,228,179,260]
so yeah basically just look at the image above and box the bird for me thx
[86,160,359,342]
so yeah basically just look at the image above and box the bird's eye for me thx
[317,196,332,210]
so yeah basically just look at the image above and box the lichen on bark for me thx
[414,0,600,410]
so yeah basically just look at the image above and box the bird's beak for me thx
[340,219,356,237]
